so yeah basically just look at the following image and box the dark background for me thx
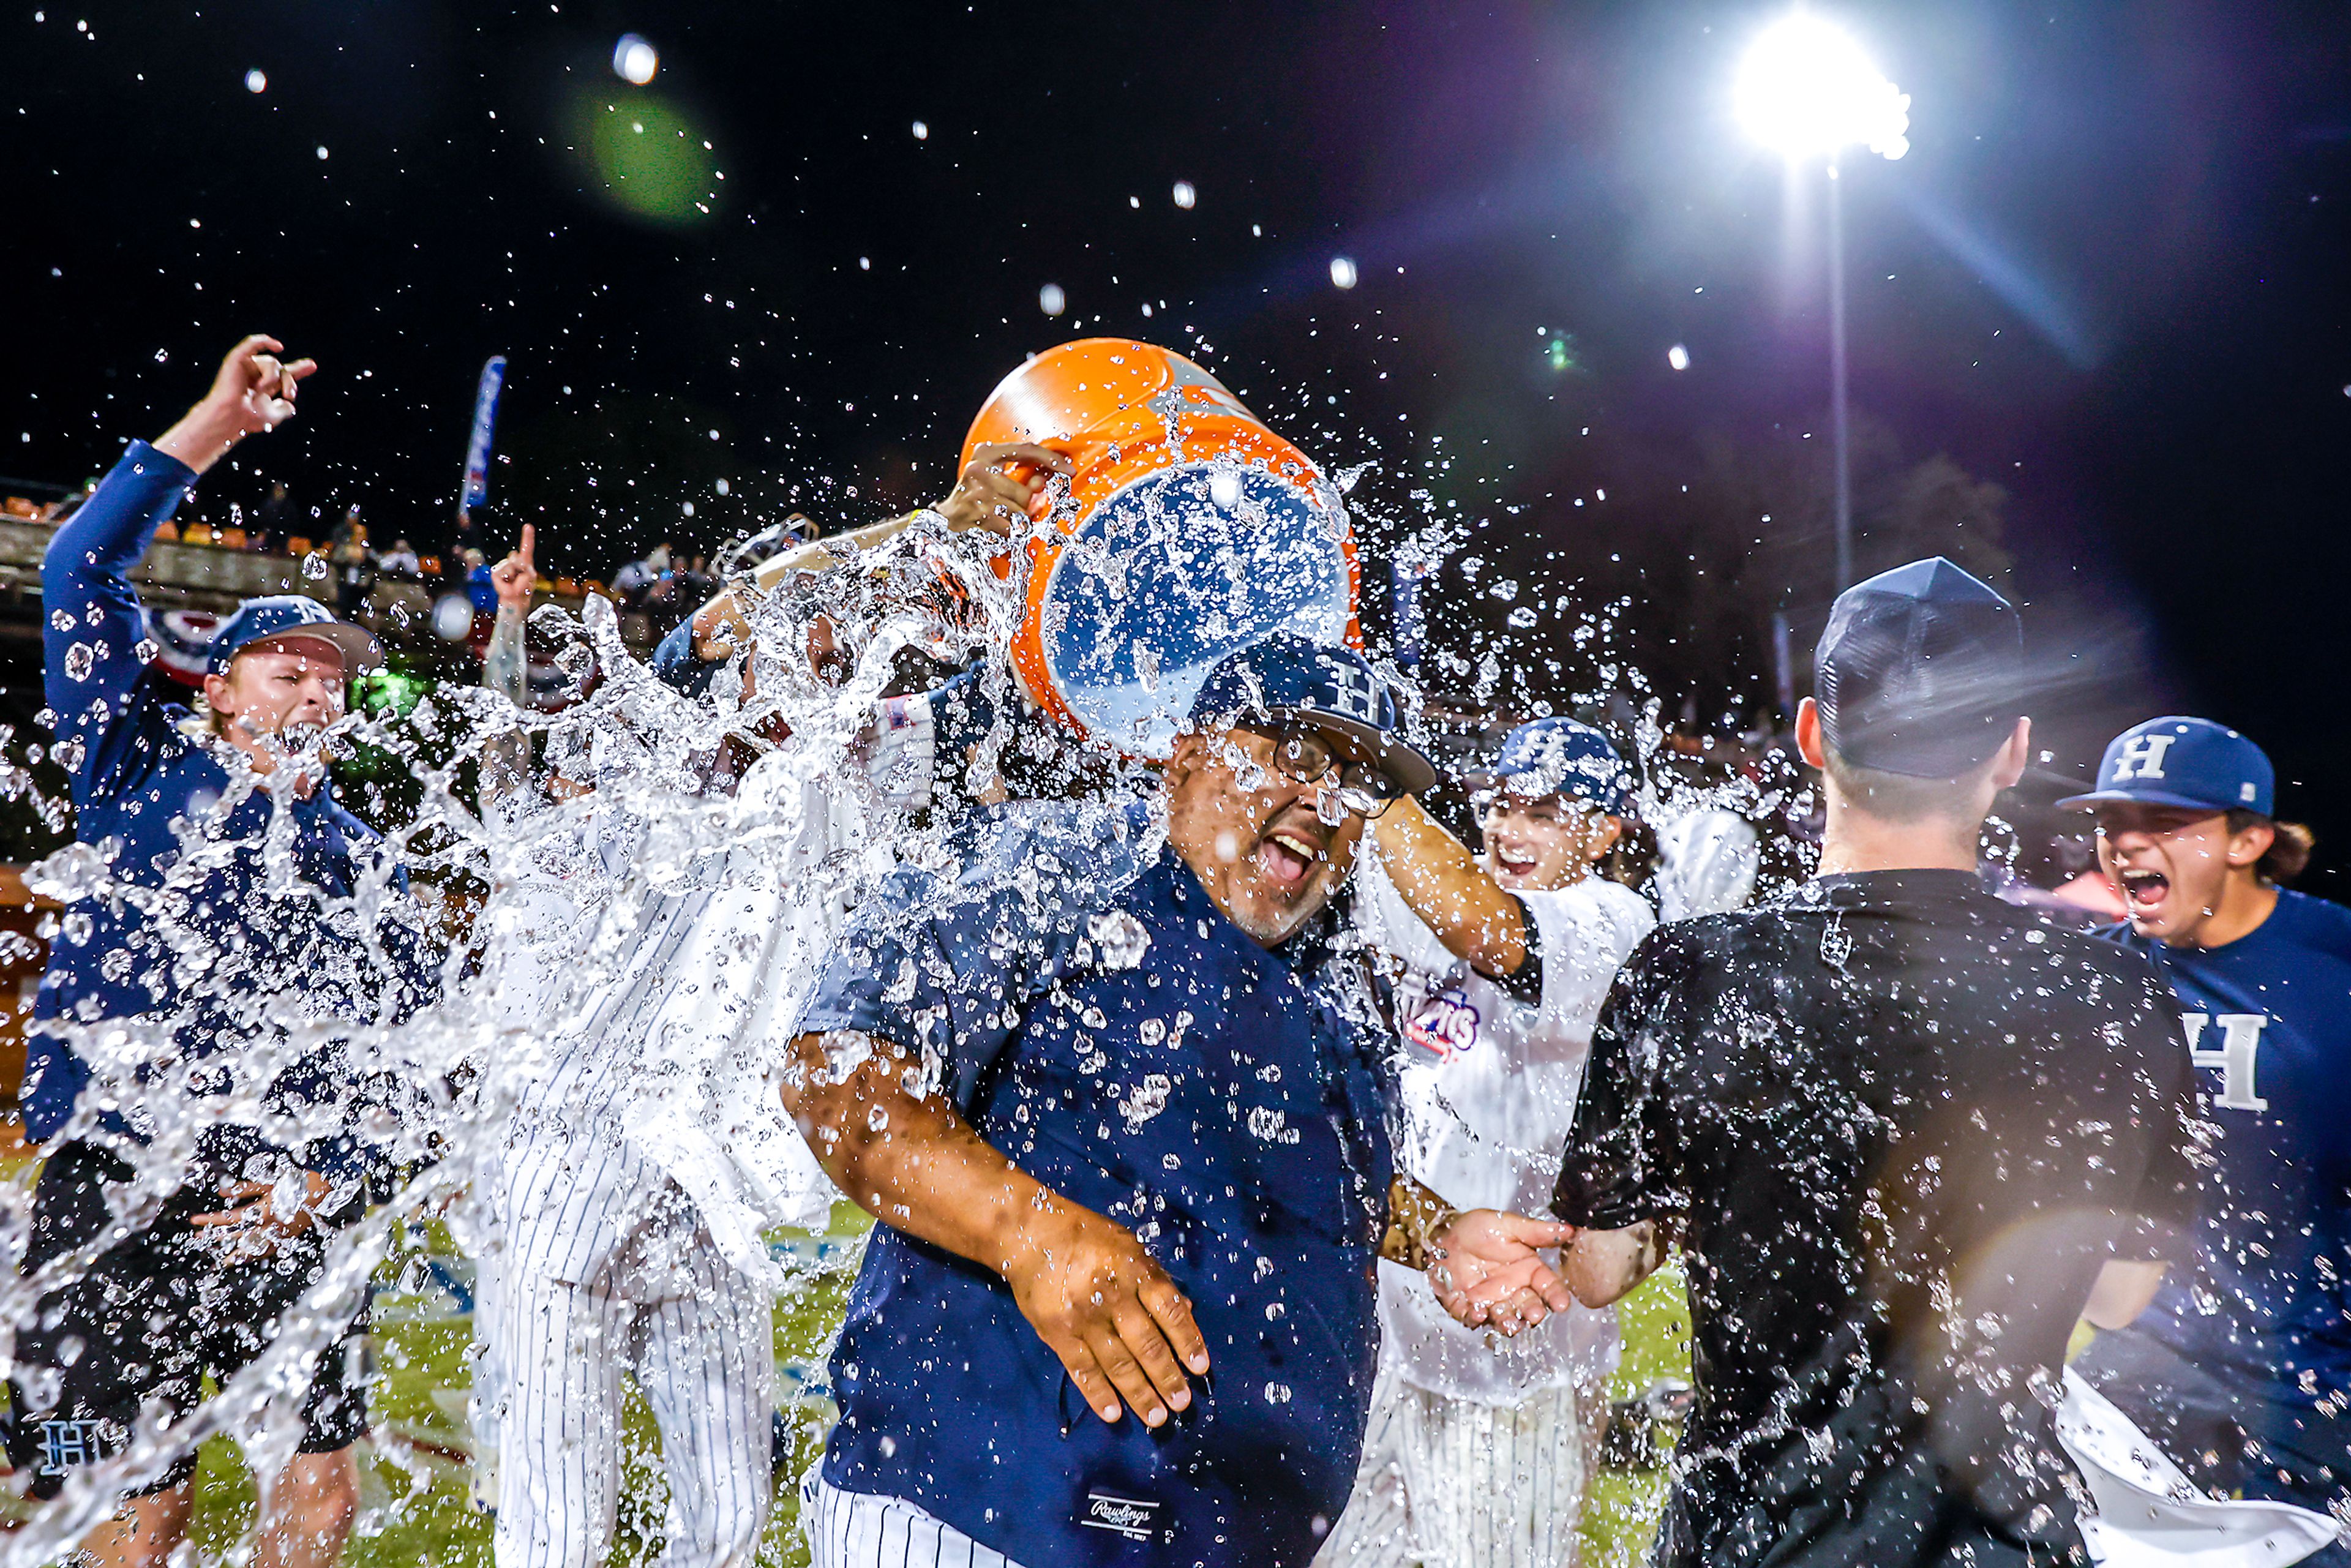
[4,2,2346,882]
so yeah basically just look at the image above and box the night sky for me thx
[6,2,2347,876]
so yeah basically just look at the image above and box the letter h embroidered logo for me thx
[37,1419,97,1477]
[1324,660,1379,723]
[2113,733,2176,783]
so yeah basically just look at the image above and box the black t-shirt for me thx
[1555,869,2197,1568]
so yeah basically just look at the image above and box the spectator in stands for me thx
[463,547,499,613]
[329,510,374,618]
[377,538,421,579]
[253,479,294,553]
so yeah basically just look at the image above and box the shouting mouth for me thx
[1492,842,1538,880]
[2118,868,2170,912]
[1254,827,1325,889]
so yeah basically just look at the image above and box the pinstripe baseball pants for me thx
[1314,1362,1595,1568]
[492,1193,775,1568]
[804,1479,1035,1568]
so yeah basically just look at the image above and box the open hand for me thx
[1429,1209,1576,1336]
[934,441,1072,534]
[190,1169,332,1259]
[1001,1201,1211,1428]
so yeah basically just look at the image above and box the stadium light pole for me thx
[1734,12,1911,590]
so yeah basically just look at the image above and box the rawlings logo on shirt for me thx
[1079,1490,1166,1542]
[1404,986,1480,1060]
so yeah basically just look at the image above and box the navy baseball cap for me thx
[1188,631,1437,797]
[1815,557,2024,779]
[2057,716,2274,817]
[206,595,381,677]
[1467,718,1634,814]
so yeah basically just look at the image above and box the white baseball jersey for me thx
[1354,849,1655,1405]
[1650,803,1759,923]
[805,1479,1035,1568]
[473,744,866,1568]
[1316,1359,1593,1568]
[495,746,852,1291]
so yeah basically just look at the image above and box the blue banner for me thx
[1391,556,1436,669]
[459,354,508,512]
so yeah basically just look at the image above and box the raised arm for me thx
[1371,794,1529,978]
[43,335,313,797]
[482,523,534,710]
[686,441,1071,662]
[781,1027,1209,1430]
[479,524,536,803]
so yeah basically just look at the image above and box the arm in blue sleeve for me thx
[926,665,1001,762]
[41,441,197,800]
[651,615,723,697]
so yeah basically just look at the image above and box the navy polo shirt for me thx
[796,799,1395,1568]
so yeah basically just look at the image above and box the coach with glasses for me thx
[781,631,1570,1568]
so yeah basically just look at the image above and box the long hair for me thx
[2228,809,2315,886]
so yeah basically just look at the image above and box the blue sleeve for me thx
[651,616,720,697]
[795,866,980,1083]
[926,666,1002,762]
[41,441,195,803]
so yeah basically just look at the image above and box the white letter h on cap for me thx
[2113,733,2175,782]
[1325,659,1378,722]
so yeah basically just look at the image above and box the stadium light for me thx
[1734,13,1910,163]
[1734,11,1910,590]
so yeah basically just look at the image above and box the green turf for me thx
[164,1213,1689,1568]
[178,1204,871,1568]
[1580,1259,1691,1568]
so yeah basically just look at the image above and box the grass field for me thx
[102,1209,1692,1568]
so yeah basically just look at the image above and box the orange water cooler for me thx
[962,339,1361,755]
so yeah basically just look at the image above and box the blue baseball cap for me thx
[1188,631,1437,797]
[2057,716,2274,817]
[1815,557,2024,779]
[206,595,382,677]
[1468,718,1634,814]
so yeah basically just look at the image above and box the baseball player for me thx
[2060,718,2351,1561]
[474,457,1055,1568]
[479,747,846,1568]
[1319,718,1656,1568]
[8,337,433,1568]
[1502,560,2202,1568]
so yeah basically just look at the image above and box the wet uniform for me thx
[1319,854,1654,1568]
[1555,869,2199,1568]
[2078,889,2351,1562]
[8,441,433,1498]
[794,798,1395,1568]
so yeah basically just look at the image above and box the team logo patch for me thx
[1404,987,1480,1060]
[1079,1490,1167,1542]
[2112,733,2175,782]
[37,1418,103,1477]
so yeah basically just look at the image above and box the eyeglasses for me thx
[1232,722,1403,819]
